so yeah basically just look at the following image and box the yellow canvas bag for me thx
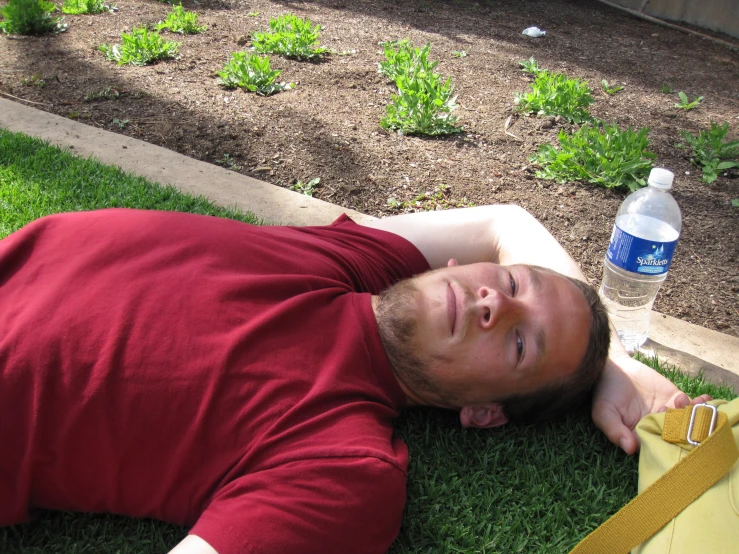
[570,399,739,554]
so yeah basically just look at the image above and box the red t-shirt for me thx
[0,209,430,554]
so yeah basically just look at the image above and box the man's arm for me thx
[169,535,219,554]
[182,456,405,554]
[365,205,708,453]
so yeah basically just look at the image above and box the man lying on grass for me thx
[0,205,709,554]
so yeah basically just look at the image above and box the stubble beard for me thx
[375,277,445,402]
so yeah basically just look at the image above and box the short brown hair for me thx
[499,271,610,425]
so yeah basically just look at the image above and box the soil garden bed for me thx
[1,0,738,337]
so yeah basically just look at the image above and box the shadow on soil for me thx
[264,0,739,99]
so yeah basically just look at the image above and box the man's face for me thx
[376,262,591,413]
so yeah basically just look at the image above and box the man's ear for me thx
[459,403,509,429]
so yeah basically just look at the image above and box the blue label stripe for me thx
[606,225,677,275]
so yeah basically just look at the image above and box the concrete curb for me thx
[0,98,375,227]
[2,97,738,386]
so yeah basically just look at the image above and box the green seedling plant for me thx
[155,4,205,34]
[289,178,320,196]
[252,13,326,61]
[601,79,624,95]
[387,184,474,212]
[61,0,107,15]
[675,91,703,110]
[0,0,66,35]
[659,83,673,94]
[451,50,467,58]
[731,199,739,208]
[381,75,462,136]
[100,26,180,66]
[21,73,46,87]
[84,86,120,102]
[379,40,437,82]
[379,40,462,136]
[215,154,242,171]
[111,117,129,129]
[681,121,739,184]
[217,52,293,96]
[515,71,593,124]
[530,122,656,191]
[518,56,541,75]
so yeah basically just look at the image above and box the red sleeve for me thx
[289,214,431,295]
[190,456,406,554]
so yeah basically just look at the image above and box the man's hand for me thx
[592,354,712,455]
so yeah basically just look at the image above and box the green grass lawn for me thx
[0,129,736,553]
[0,129,260,237]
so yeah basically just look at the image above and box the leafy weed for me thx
[379,40,462,136]
[0,0,66,35]
[290,178,320,196]
[215,154,242,171]
[382,76,462,136]
[675,91,703,110]
[601,79,624,95]
[387,184,474,212]
[252,13,326,61]
[84,86,121,102]
[530,122,655,191]
[518,56,541,75]
[111,117,129,129]
[515,70,593,124]
[155,4,205,34]
[216,52,293,96]
[61,0,108,15]
[451,50,467,58]
[681,121,739,184]
[659,83,673,94]
[21,73,46,87]
[378,40,438,82]
[99,27,180,66]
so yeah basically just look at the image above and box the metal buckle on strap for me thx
[687,403,718,446]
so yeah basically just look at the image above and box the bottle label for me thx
[606,224,677,275]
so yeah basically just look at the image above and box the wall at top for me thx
[610,0,739,39]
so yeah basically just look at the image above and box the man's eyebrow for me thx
[524,265,546,370]
[525,264,542,292]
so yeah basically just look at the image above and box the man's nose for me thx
[476,287,520,329]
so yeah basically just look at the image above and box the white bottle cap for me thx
[648,168,674,190]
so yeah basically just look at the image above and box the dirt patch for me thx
[2,0,738,336]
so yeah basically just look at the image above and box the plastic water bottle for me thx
[599,168,682,352]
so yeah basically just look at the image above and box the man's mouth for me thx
[447,282,457,336]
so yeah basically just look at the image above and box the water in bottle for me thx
[599,168,682,352]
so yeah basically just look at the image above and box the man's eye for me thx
[516,333,524,362]
[509,272,517,296]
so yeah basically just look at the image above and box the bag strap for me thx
[569,404,738,554]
